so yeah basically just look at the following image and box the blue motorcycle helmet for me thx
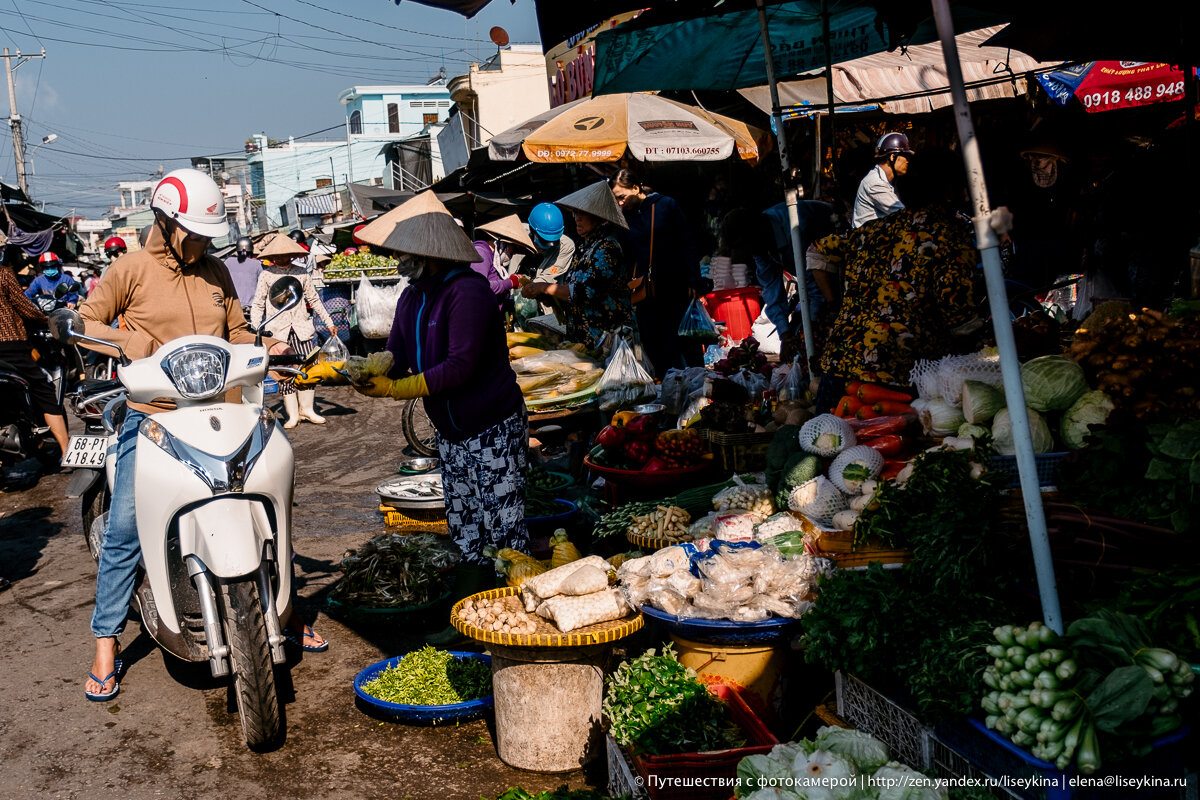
[528,202,564,249]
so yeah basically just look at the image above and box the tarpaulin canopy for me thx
[737,26,1049,116]
[487,92,769,163]
[1036,62,1198,114]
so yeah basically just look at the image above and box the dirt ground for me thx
[0,386,603,800]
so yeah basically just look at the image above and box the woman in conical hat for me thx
[250,233,338,429]
[520,180,633,350]
[347,191,529,631]
[472,214,536,310]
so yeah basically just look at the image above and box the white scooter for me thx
[50,277,307,751]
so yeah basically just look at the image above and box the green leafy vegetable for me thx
[361,646,491,705]
[329,533,458,608]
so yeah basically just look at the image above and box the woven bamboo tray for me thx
[625,531,693,551]
[451,586,643,649]
[378,503,449,532]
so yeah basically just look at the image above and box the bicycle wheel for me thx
[401,399,438,457]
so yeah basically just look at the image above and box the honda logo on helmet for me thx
[206,203,219,214]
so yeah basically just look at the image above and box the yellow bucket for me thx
[670,634,786,723]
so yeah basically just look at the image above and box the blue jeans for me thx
[91,407,147,638]
[754,253,826,338]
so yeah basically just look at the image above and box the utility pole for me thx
[4,48,47,199]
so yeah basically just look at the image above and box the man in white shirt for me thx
[852,132,913,228]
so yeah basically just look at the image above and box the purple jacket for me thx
[385,266,523,443]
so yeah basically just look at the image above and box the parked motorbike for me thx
[49,276,307,750]
[0,322,85,470]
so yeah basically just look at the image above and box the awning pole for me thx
[756,0,815,363]
[930,0,1062,633]
[822,0,836,183]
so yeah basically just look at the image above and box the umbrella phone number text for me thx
[639,774,1189,792]
[1084,81,1184,108]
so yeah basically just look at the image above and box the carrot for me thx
[872,401,915,416]
[857,383,913,404]
[845,397,864,414]
[865,435,905,458]
[834,397,851,417]
[845,380,863,395]
[855,406,879,420]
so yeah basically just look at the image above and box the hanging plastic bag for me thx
[317,331,350,364]
[677,298,721,345]
[782,355,807,402]
[355,277,407,339]
[596,335,657,412]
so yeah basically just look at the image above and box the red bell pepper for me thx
[623,414,657,440]
[624,440,653,468]
[641,456,670,472]
[595,425,626,451]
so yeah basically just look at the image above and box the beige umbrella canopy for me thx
[488,92,770,164]
[556,181,629,230]
[355,190,482,263]
[475,214,535,252]
[258,232,308,262]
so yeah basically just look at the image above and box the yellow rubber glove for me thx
[293,361,346,387]
[356,373,429,400]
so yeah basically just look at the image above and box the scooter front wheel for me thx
[221,579,283,751]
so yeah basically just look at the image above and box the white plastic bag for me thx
[750,310,782,355]
[596,335,657,412]
[677,298,721,345]
[355,277,407,339]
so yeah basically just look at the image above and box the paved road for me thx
[0,386,599,800]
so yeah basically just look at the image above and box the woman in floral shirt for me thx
[810,156,979,404]
[521,181,633,350]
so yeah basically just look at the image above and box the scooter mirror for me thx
[48,308,84,343]
[54,280,79,299]
[268,276,303,312]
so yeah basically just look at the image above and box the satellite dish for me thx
[489,26,509,47]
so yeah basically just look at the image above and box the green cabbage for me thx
[873,762,947,799]
[962,380,1005,424]
[813,726,890,773]
[992,407,1053,455]
[957,423,989,440]
[1020,355,1087,412]
[1060,390,1115,450]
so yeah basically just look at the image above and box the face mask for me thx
[44,268,60,279]
[395,254,426,280]
[1029,156,1059,188]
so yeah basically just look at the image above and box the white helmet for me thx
[150,168,229,238]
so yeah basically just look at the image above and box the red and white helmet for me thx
[104,236,127,258]
[150,168,229,238]
[38,252,62,267]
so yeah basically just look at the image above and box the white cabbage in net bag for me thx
[828,445,885,494]
[798,414,855,457]
[787,475,848,524]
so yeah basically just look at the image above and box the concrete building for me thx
[246,82,453,228]
[447,45,550,150]
[190,154,253,241]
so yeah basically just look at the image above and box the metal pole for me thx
[930,0,1062,633]
[755,0,815,362]
[821,0,836,184]
[345,115,355,186]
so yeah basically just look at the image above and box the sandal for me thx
[284,624,329,653]
[84,642,123,702]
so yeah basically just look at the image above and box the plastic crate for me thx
[607,735,648,799]
[835,672,931,770]
[988,452,1069,489]
[700,429,775,473]
[931,718,1193,800]
[630,683,778,800]
[263,377,279,395]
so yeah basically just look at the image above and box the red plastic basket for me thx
[703,288,763,342]
[630,683,778,800]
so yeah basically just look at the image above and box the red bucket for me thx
[702,288,762,342]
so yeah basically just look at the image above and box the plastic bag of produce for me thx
[520,555,610,610]
[354,277,407,339]
[713,475,775,516]
[535,588,629,632]
[754,512,802,541]
[648,546,691,577]
[646,587,688,616]
[713,511,759,542]
[677,297,720,345]
[688,512,717,540]
[596,335,657,412]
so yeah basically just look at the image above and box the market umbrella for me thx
[1035,62,1197,114]
[486,92,770,164]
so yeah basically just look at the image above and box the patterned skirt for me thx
[278,331,317,396]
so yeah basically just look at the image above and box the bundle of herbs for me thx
[359,645,491,706]
[603,644,744,755]
[329,533,459,608]
[801,445,1032,722]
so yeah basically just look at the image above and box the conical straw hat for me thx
[355,190,482,263]
[555,180,628,229]
[257,232,308,261]
[475,214,535,251]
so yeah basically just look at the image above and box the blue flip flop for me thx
[84,655,124,702]
[284,624,329,653]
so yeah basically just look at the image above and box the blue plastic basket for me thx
[988,452,1069,489]
[525,498,578,529]
[263,377,279,395]
[639,604,800,645]
[353,650,493,724]
[930,718,1191,800]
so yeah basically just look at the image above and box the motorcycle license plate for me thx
[61,435,108,468]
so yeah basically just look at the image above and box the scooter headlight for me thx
[161,345,229,400]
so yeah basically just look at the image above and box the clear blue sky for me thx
[0,0,541,217]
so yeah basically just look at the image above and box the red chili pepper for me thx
[850,415,911,439]
[865,435,905,458]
